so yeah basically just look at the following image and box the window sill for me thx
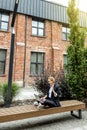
[29,74,43,77]
[0,30,10,33]
[31,35,46,38]
[0,74,6,77]
[62,39,69,42]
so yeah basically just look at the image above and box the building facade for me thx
[0,0,87,86]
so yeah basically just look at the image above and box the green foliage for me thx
[66,0,87,100]
[0,82,20,104]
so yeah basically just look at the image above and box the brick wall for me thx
[0,13,12,82]
[0,13,72,85]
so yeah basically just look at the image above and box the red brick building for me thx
[0,0,87,86]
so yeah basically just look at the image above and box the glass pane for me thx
[38,22,44,28]
[32,28,37,35]
[38,53,44,63]
[0,50,6,61]
[67,28,70,33]
[0,62,4,74]
[32,20,37,27]
[30,64,36,75]
[62,27,66,33]
[64,55,67,65]
[62,33,67,40]
[2,14,9,22]
[38,64,43,75]
[1,22,8,30]
[38,29,44,36]
[64,69,67,76]
[31,53,37,62]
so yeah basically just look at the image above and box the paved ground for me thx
[0,86,87,130]
[13,86,39,101]
[0,110,87,130]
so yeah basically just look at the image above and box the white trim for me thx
[0,46,9,49]
[52,47,60,50]
[63,51,67,55]
[16,42,25,46]
[32,47,45,52]
[29,45,52,50]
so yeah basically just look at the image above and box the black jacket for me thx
[46,83,61,106]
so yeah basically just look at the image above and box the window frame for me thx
[62,26,70,41]
[32,18,45,37]
[0,49,7,75]
[0,12,9,31]
[30,52,44,76]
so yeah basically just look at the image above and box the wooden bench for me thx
[0,100,85,123]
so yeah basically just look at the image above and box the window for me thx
[30,52,44,75]
[63,54,67,65]
[62,26,70,41]
[63,54,67,75]
[0,49,7,75]
[32,18,45,36]
[0,12,9,31]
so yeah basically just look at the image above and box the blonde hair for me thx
[48,76,55,83]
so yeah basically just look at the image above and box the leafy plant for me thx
[66,0,87,100]
[0,82,20,104]
[35,65,72,100]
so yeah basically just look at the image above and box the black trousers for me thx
[41,98,61,107]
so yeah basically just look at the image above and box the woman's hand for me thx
[40,95,47,101]
[52,89,57,97]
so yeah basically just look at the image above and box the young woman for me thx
[39,76,61,108]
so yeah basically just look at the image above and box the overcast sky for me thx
[46,0,87,12]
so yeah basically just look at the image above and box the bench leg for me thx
[71,109,82,119]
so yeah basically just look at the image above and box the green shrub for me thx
[35,67,72,100]
[66,0,87,101]
[0,82,20,104]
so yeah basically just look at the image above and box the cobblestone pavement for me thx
[0,110,87,130]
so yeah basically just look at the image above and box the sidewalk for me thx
[13,86,39,101]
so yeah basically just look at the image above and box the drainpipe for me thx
[51,21,54,73]
[23,16,28,87]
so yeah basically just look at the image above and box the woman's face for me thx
[48,79,54,86]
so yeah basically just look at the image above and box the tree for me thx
[66,0,87,100]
